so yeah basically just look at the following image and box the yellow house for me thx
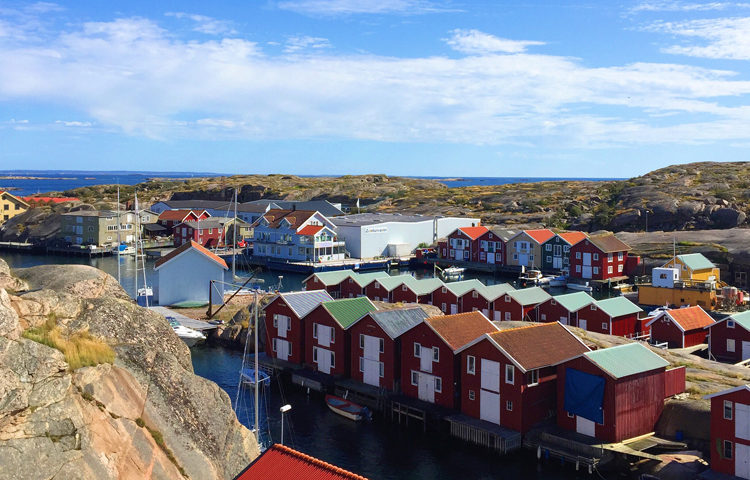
[662,253,720,283]
[0,191,29,223]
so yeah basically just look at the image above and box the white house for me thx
[154,241,228,306]
[252,209,346,263]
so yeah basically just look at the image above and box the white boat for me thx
[167,317,206,347]
[567,282,593,293]
[440,266,465,282]
[548,275,567,288]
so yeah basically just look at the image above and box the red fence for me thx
[664,366,686,398]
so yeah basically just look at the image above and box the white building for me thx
[154,241,228,306]
[331,213,480,259]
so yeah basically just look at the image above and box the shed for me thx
[707,311,750,363]
[536,291,595,325]
[646,305,715,348]
[705,385,750,479]
[153,241,228,307]
[494,287,551,321]
[575,296,643,337]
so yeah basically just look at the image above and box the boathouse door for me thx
[317,347,332,374]
[277,339,290,361]
[737,443,750,479]
[363,335,381,387]
[576,416,596,437]
[518,254,528,267]
[417,373,435,403]
[736,403,750,441]
[560,316,567,325]
[579,319,587,331]
[479,359,501,425]
[743,341,750,361]
[582,253,592,279]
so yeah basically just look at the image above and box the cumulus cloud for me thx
[647,17,750,59]
[445,29,544,54]
[628,1,750,13]
[277,0,452,16]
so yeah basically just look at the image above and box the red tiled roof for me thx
[525,229,555,244]
[458,226,488,241]
[488,323,589,371]
[665,306,715,332]
[235,444,369,480]
[261,209,318,229]
[158,209,204,222]
[154,240,228,270]
[557,231,588,246]
[297,224,324,236]
[22,196,80,204]
[425,311,498,351]
[587,234,631,253]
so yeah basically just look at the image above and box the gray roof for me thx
[143,223,167,232]
[61,210,131,218]
[333,213,449,226]
[157,200,231,210]
[182,220,225,229]
[278,290,334,317]
[488,227,519,242]
[508,287,551,306]
[245,199,344,217]
[368,308,429,339]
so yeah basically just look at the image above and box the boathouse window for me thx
[313,347,318,362]
[330,352,335,367]
[575,252,581,259]
[414,343,421,358]
[593,253,599,261]
[506,401,513,411]
[725,400,733,420]
[468,390,475,401]
[728,339,736,353]
[349,278,353,283]
[567,411,574,418]
[505,365,514,384]
[505,312,511,321]
[513,254,518,260]
[724,440,733,459]
[411,371,418,386]
[593,267,599,275]
[728,320,736,329]
[602,322,608,331]
[467,356,476,374]
[546,256,551,263]
[576,265,581,273]
[618,264,623,272]
[379,338,385,353]
[402,285,408,292]
[313,323,318,339]
[528,369,539,386]
[432,347,439,362]
[607,266,613,274]
[272,338,277,352]
[375,282,380,289]
[618,252,623,261]
[359,357,364,372]
[607,254,613,263]
[546,244,552,251]
[591,305,597,311]
[441,303,447,312]
[504,295,511,303]
[434,377,442,392]
[273,315,278,328]
[540,313,546,321]
[379,362,384,378]
[472,291,478,298]
[330,327,335,344]
[551,300,557,306]
[441,286,447,294]
[359,334,364,349]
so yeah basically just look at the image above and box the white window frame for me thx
[504,311,511,321]
[434,377,442,393]
[593,253,599,261]
[359,334,364,349]
[468,390,475,401]
[330,351,335,368]
[727,339,736,353]
[379,362,384,378]
[313,323,318,339]
[432,346,440,362]
[313,346,318,362]
[411,370,418,386]
[602,322,608,331]
[414,342,421,358]
[272,338,277,352]
[618,252,623,261]
[467,355,476,374]
[359,357,364,372]
[379,338,385,353]
[728,319,736,329]
[506,400,513,411]
[528,369,539,386]
[505,364,514,384]
[724,400,734,420]
[541,313,547,321]
[575,251,581,259]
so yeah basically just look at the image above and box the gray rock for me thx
[711,208,747,228]
[0,290,20,340]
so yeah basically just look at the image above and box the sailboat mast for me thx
[233,188,237,279]
[117,185,121,285]
[254,290,260,442]
[133,192,138,299]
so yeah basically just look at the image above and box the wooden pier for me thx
[333,378,388,413]
[445,414,522,454]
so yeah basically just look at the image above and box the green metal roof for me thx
[312,270,355,286]
[409,277,444,296]
[374,275,413,291]
[729,310,750,331]
[676,253,716,271]
[594,297,643,318]
[351,271,390,287]
[446,279,485,297]
[584,343,669,379]
[323,297,378,329]
[475,283,516,301]
[508,286,551,306]
[552,292,595,312]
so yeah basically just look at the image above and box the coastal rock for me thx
[711,208,746,228]
[0,289,20,339]
[14,264,131,302]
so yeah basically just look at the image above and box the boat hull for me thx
[325,394,368,421]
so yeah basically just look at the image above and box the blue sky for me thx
[2,1,750,177]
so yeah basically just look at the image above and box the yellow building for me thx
[662,253,720,283]
[638,284,717,310]
[0,191,29,223]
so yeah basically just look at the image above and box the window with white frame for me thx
[618,264,623,272]
[602,322,608,331]
[434,377,442,392]
[505,312,511,321]
[313,323,318,339]
[505,364,514,384]
[618,252,623,260]
[575,251,581,259]
[432,346,440,362]
[505,295,511,303]
[441,286,447,293]
[330,326,335,344]
[402,285,408,291]
[330,351,335,367]
[546,256,551,263]
[467,355,476,374]
[541,313,546,320]
[528,369,539,386]
[468,390,475,401]
[414,343,421,358]
[593,267,599,274]
[576,265,581,273]
[551,299,557,306]
[728,319,736,328]
[724,440,733,459]
[593,253,599,261]
[441,303,447,312]
[379,338,385,353]
[725,400,734,420]
[607,266,613,274]
[411,371,418,385]
[506,401,513,411]
[359,357,364,372]
[379,362,384,377]
[567,411,575,418]
[607,253,613,262]
[546,244,552,251]
[472,291,478,298]
[728,339,736,352]
[591,305,597,311]
[359,334,364,349]
[272,338,277,352]
[313,347,318,362]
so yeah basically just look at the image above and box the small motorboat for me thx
[325,394,371,421]
[567,282,593,293]
[167,317,206,347]
[548,275,567,288]
[439,266,465,282]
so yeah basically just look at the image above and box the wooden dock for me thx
[334,378,388,412]
[147,306,219,332]
[445,414,522,454]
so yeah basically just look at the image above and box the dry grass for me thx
[23,316,115,370]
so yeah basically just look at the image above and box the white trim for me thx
[705,385,750,399]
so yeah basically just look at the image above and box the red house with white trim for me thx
[705,385,750,479]
[492,287,550,322]
[458,283,516,319]
[263,290,333,365]
[348,307,429,391]
[568,234,631,281]
[645,305,714,348]
[536,292,595,326]
[399,312,499,409]
[301,270,354,298]
[442,226,488,262]
[430,279,484,315]
[708,311,750,363]
[173,219,225,247]
[573,296,643,337]
[477,228,517,266]
[457,322,590,433]
[157,209,209,233]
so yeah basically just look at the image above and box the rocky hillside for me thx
[0,260,259,479]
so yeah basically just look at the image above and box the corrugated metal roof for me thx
[323,297,378,329]
[675,253,716,271]
[311,270,355,286]
[236,444,369,480]
[729,310,750,331]
[508,286,551,306]
[551,292,595,312]
[584,343,669,379]
[446,279,484,297]
[409,277,444,296]
[280,290,334,318]
[369,308,429,339]
[587,234,631,253]
[425,311,498,351]
[489,323,590,371]
[458,226,489,240]
[475,283,516,301]
[373,275,413,292]
[351,271,391,288]
[594,297,642,318]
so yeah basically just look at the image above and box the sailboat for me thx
[133,192,153,307]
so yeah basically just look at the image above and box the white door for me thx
[363,358,380,386]
[553,257,562,269]
[737,442,750,479]
[482,308,489,317]
[455,249,463,260]
[583,252,592,266]
[277,340,289,361]
[576,416,596,437]
[487,253,495,264]
[518,254,529,266]
[480,359,500,392]
[318,324,331,347]
[494,311,501,321]
[418,373,435,403]
[480,389,500,424]
[743,341,750,361]
[277,315,288,338]
[364,335,380,360]
[582,253,592,278]
[560,316,568,325]
[317,347,332,374]
[450,304,458,315]
[579,319,587,331]
[420,348,433,373]
[582,266,592,279]
[737,404,750,441]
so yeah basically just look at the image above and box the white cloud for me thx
[647,17,750,59]
[277,0,452,16]
[165,12,236,35]
[629,1,750,13]
[284,35,331,53]
[2,15,750,148]
[445,29,544,55]
[55,120,92,127]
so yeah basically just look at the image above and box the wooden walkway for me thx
[148,306,218,331]
[445,414,522,454]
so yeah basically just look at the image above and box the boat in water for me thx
[567,282,593,293]
[548,275,567,288]
[167,317,206,347]
[325,394,371,421]
[439,266,465,282]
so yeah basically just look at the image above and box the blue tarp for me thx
[564,368,605,424]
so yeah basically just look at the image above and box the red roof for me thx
[236,444,369,480]
[663,306,715,332]
[22,196,79,204]
[525,229,555,244]
[557,231,587,246]
[154,240,228,270]
[297,224,324,236]
[260,209,318,229]
[158,209,204,222]
[457,226,488,241]
[425,312,498,351]
[487,323,589,371]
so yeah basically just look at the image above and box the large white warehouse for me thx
[332,213,480,259]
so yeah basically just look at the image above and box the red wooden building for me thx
[556,342,681,442]
[157,209,209,233]
[263,290,334,365]
[346,272,391,300]
[304,297,378,376]
[399,312,498,409]
[458,283,516,319]
[492,287,550,322]
[173,219,225,247]
[708,311,750,363]
[568,234,631,281]
[536,292,595,326]
[235,443,369,480]
[456,322,590,433]
[363,275,414,303]
[705,385,750,479]
[477,228,517,266]
[430,279,484,315]
[302,271,355,298]
[440,226,488,262]
[645,305,714,348]
[574,296,643,337]
[348,307,429,391]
